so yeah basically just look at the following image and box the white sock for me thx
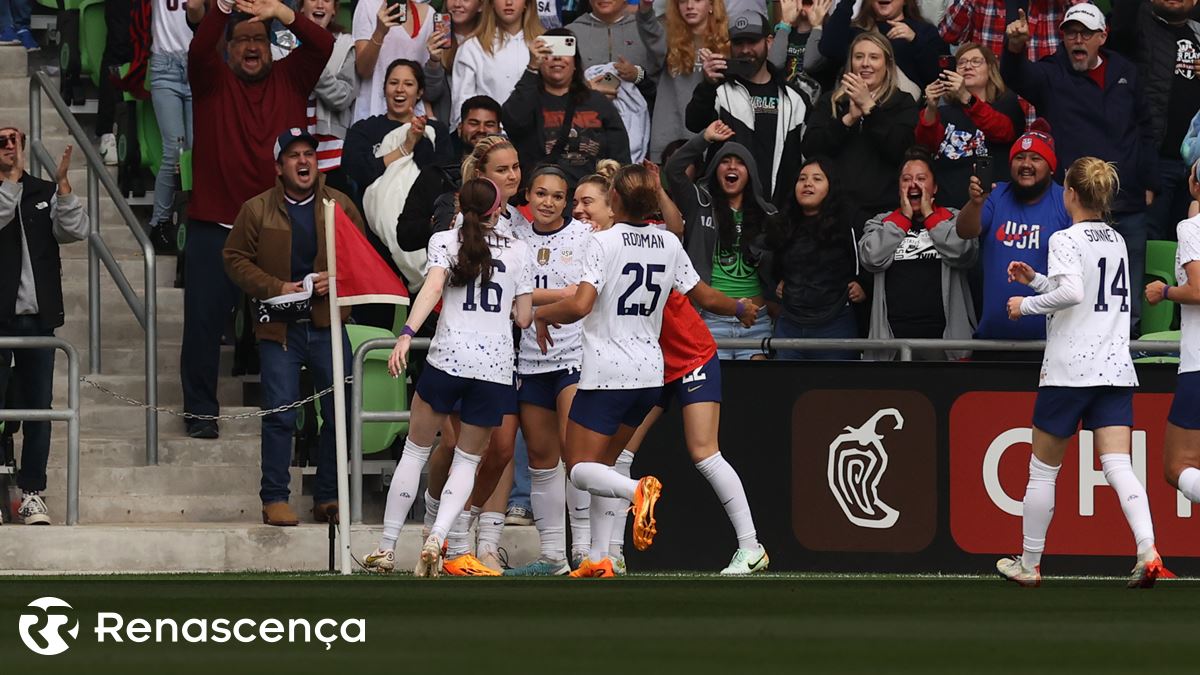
[477,511,505,557]
[422,489,440,534]
[566,469,591,556]
[445,509,473,558]
[1021,455,1059,570]
[609,449,634,556]
[589,493,621,563]
[1100,453,1156,555]
[379,439,432,550]
[1179,466,1200,503]
[570,462,638,501]
[430,448,482,542]
[530,465,567,562]
[695,452,759,550]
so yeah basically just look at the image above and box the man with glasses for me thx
[182,0,332,439]
[1001,3,1158,335]
[0,129,86,525]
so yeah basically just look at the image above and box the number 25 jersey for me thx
[425,229,534,385]
[579,222,700,390]
[1040,222,1137,388]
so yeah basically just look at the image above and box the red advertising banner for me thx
[949,391,1199,556]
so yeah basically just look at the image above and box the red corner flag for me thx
[331,202,409,307]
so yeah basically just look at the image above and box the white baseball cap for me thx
[1060,4,1106,31]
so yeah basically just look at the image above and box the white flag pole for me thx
[324,198,353,576]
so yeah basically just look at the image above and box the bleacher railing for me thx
[29,70,159,465]
[347,335,1184,523]
[0,337,81,524]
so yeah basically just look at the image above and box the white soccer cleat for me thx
[18,493,50,525]
[570,546,588,571]
[415,535,443,578]
[996,556,1041,587]
[478,550,503,573]
[362,548,395,574]
[720,546,769,575]
[1128,549,1166,589]
[98,133,118,166]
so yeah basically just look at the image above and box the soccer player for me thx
[1147,161,1200,513]
[996,157,1163,588]
[363,178,533,577]
[534,164,759,578]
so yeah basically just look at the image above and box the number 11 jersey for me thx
[1040,221,1138,388]
[578,222,700,391]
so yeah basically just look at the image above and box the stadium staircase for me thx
[0,42,538,573]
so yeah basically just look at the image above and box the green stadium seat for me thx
[342,321,409,454]
[1134,329,1181,365]
[79,0,106,86]
[1143,240,1179,335]
[136,99,163,176]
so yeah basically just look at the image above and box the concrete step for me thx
[64,344,232,376]
[37,493,308,525]
[61,256,178,288]
[0,523,541,573]
[43,464,303,497]
[46,432,266,468]
[60,373,243,408]
[79,405,263,438]
[60,284,183,318]
[0,47,27,77]
[57,311,185,345]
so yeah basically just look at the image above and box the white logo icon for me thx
[827,408,904,529]
[18,597,79,656]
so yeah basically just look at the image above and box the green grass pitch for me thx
[2,573,1195,673]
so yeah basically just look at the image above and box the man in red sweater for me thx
[181,0,333,438]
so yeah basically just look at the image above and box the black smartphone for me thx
[724,57,757,82]
[974,155,992,177]
[938,55,955,78]
[387,0,407,22]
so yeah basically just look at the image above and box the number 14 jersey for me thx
[1040,221,1138,388]
[579,222,700,390]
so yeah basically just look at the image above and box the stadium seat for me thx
[1134,329,1181,365]
[78,0,106,87]
[1143,241,1179,335]
[337,322,408,454]
[136,100,163,176]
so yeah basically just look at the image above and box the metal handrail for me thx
[0,337,81,524]
[347,335,1185,523]
[29,70,159,465]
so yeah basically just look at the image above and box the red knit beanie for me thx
[1009,131,1057,173]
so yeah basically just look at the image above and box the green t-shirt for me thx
[710,210,761,298]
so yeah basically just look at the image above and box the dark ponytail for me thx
[450,178,501,287]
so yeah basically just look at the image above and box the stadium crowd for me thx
[3,0,1200,577]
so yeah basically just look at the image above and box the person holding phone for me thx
[353,0,436,121]
[451,0,545,128]
[422,0,484,123]
[567,0,664,104]
[914,42,1023,208]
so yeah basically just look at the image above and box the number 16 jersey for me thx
[578,222,700,390]
[1040,221,1138,388]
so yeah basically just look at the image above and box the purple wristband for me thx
[401,325,417,338]
[734,299,745,318]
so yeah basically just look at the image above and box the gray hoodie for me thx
[567,10,665,80]
[664,133,776,285]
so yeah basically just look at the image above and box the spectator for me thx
[0,0,37,50]
[146,0,197,254]
[501,29,632,187]
[224,129,367,527]
[647,0,731,164]
[397,95,502,252]
[184,0,333,439]
[818,0,948,89]
[97,0,134,165]
[424,0,484,123]
[297,0,358,197]
[1109,0,1200,242]
[768,0,834,95]
[0,132,85,524]
[353,0,435,121]
[915,42,1023,208]
[451,0,545,128]
[568,0,665,105]
[687,10,810,203]
[1001,5,1157,332]
[939,0,1084,62]
[859,149,978,359]
[763,156,866,360]
[665,121,773,359]
[956,130,1071,346]
[1186,108,1200,166]
[803,32,919,230]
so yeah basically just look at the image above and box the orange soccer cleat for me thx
[442,553,501,577]
[630,476,662,551]
[568,557,615,578]
[1128,551,1168,589]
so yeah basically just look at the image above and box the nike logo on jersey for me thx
[687,385,703,393]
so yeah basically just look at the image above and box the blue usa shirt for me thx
[975,181,1071,340]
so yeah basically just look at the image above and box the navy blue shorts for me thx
[416,365,516,428]
[1032,386,1134,438]
[1169,371,1200,430]
[660,354,723,412]
[518,368,581,411]
[569,387,662,436]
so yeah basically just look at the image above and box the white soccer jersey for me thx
[1177,215,1200,374]
[513,218,591,375]
[451,205,526,240]
[577,222,701,390]
[1038,221,1138,387]
[425,229,533,385]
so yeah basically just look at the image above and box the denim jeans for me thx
[258,322,351,505]
[772,305,861,360]
[0,316,54,492]
[508,430,531,512]
[181,221,241,417]
[148,51,193,227]
[1111,210,1147,335]
[0,0,31,31]
[700,307,772,360]
[1146,157,1195,242]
